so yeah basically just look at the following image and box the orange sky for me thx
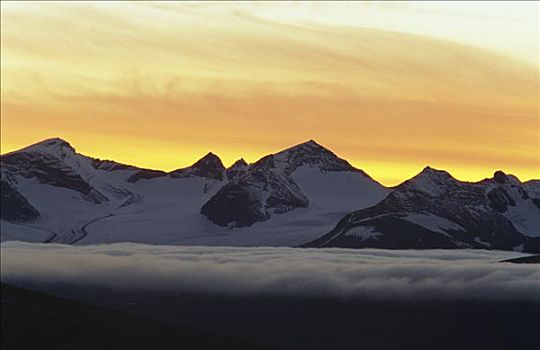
[1,2,539,185]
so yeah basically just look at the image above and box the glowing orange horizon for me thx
[1,2,538,186]
[1,136,537,187]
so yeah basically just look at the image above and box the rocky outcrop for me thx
[0,180,40,222]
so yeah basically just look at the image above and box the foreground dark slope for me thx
[0,283,264,350]
[8,283,539,350]
[502,254,540,264]
[306,167,540,253]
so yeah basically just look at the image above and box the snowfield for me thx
[2,138,539,252]
[2,242,538,301]
[1,138,389,246]
[76,166,388,246]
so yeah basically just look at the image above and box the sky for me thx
[1,1,538,185]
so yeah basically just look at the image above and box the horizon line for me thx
[1,136,537,187]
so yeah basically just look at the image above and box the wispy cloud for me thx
[1,2,538,185]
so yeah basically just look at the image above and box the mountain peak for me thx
[416,166,456,181]
[28,137,72,150]
[198,152,221,163]
[493,170,520,184]
[229,158,248,169]
[7,137,76,158]
[420,166,448,175]
[226,158,249,181]
[170,152,225,181]
[398,166,459,196]
[37,137,71,147]
[493,170,509,184]
[288,139,325,152]
[266,139,356,175]
[302,139,320,147]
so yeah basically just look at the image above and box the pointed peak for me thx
[201,151,217,158]
[170,152,225,181]
[418,166,452,178]
[182,152,221,169]
[398,166,459,196]
[230,158,248,168]
[258,139,356,175]
[292,139,324,150]
[303,139,320,146]
[226,158,249,181]
[412,166,456,184]
[277,139,334,158]
[421,165,442,172]
[192,151,224,169]
[200,152,221,161]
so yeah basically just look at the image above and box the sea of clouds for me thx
[1,242,539,301]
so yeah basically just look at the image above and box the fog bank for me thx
[1,242,538,301]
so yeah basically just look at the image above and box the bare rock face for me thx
[201,167,309,227]
[0,180,40,222]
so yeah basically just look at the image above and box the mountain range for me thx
[1,138,538,252]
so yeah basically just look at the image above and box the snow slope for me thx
[1,138,389,246]
[3,138,537,251]
[82,148,389,246]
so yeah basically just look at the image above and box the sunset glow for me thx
[1,1,538,185]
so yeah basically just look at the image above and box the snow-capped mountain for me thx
[0,138,142,242]
[305,167,540,253]
[2,138,538,252]
[1,138,131,204]
[1,138,389,246]
[201,140,385,227]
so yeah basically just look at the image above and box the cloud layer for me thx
[2,242,539,301]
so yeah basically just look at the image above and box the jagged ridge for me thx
[201,140,379,227]
[305,168,540,253]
